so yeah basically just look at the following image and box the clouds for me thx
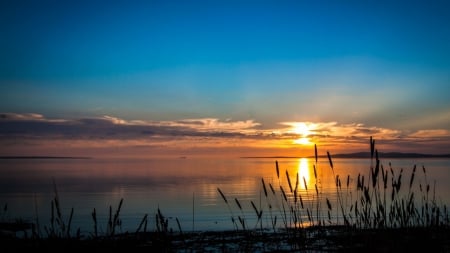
[279,121,401,139]
[0,113,64,122]
[0,113,260,140]
[1,113,449,157]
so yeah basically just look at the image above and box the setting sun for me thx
[293,123,311,136]
[289,122,314,145]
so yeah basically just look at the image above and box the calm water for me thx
[1,157,449,234]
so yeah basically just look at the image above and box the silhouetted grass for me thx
[214,137,449,250]
[1,137,449,251]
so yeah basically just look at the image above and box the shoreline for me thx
[0,156,91,160]
[2,226,449,252]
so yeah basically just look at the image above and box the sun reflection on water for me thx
[297,158,311,190]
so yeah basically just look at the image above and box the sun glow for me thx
[290,122,313,145]
[294,137,310,145]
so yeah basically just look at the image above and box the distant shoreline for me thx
[0,156,91,159]
[241,152,450,159]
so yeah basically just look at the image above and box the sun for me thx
[293,122,311,137]
[291,122,313,145]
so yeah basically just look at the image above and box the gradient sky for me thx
[1,0,450,157]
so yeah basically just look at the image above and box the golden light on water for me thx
[297,158,310,190]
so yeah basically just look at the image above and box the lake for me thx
[1,157,449,235]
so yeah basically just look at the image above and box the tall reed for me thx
[217,188,238,230]
[242,137,449,231]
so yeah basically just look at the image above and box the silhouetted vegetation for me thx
[1,137,449,251]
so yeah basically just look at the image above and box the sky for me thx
[1,0,450,158]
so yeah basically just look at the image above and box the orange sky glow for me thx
[1,113,448,158]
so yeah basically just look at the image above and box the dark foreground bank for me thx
[2,226,450,252]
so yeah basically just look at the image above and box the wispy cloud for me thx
[87,115,260,132]
[0,113,67,122]
[409,129,450,138]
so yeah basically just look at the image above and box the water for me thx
[1,157,449,234]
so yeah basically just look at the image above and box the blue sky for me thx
[1,1,449,156]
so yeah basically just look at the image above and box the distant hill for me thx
[322,152,450,159]
[241,152,450,159]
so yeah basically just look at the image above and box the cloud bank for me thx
[1,113,449,157]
